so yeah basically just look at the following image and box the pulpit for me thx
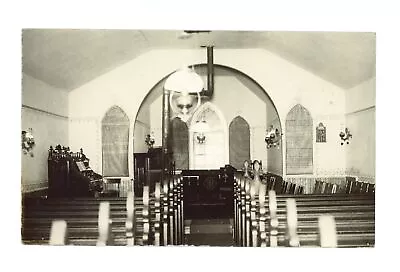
[134,147,167,196]
[182,165,235,219]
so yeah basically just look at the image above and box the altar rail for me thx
[102,178,133,197]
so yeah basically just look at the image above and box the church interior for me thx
[21,29,375,247]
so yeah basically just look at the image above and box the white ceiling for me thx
[22,29,376,91]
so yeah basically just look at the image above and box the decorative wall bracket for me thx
[265,125,282,149]
[339,128,352,145]
[193,117,210,145]
[145,133,155,149]
[196,133,206,144]
[22,128,35,157]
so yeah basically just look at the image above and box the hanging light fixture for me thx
[165,66,203,122]
[166,30,214,123]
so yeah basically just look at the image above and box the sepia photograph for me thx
[20,29,376,248]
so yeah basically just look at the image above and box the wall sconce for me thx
[196,133,206,144]
[145,132,155,149]
[265,125,282,149]
[339,128,352,145]
[22,128,35,157]
[192,119,210,145]
[165,66,203,122]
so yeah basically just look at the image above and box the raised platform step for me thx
[186,233,234,247]
[186,218,233,234]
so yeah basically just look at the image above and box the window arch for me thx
[189,102,228,169]
[229,116,251,170]
[285,104,313,174]
[102,106,130,177]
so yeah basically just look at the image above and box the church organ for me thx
[47,145,103,198]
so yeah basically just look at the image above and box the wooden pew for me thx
[24,193,151,246]
[48,201,114,246]
[313,178,375,195]
[23,175,184,246]
[233,171,375,247]
[257,192,374,247]
[233,170,304,246]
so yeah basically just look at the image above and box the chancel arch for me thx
[189,102,229,170]
[133,63,283,174]
[285,104,313,175]
[229,116,251,170]
[101,105,130,177]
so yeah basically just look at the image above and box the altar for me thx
[182,167,234,219]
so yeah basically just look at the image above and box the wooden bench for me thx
[313,178,375,194]
[256,191,373,247]
[233,172,305,245]
[22,175,185,246]
[233,172,375,248]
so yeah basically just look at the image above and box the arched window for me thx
[102,106,130,177]
[169,117,189,170]
[229,116,250,170]
[285,104,313,174]
[189,102,228,170]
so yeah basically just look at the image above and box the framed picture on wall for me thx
[316,122,326,143]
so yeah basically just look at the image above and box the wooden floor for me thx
[185,218,234,246]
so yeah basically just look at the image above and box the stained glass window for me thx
[229,116,251,170]
[286,104,313,174]
[102,106,130,177]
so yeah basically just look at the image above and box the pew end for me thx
[126,192,135,246]
[318,215,338,248]
[49,220,68,245]
[268,190,279,247]
[97,202,113,246]
[286,198,300,247]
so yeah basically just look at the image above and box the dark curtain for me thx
[169,117,189,170]
[229,116,250,169]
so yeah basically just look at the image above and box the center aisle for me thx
[185,218,234,246]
